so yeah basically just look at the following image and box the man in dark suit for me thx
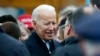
[25,4,60,56]
[52,6,100,56]
[0,26,30,56]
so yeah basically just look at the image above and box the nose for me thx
[48,24,55,30]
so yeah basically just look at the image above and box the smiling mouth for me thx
[46,32,54,34]
[45,32,54,35]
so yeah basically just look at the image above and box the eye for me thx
[44,23,50,25]
[52,22,56,25]
[44,22,56,25]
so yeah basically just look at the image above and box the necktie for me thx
[45,41,51,54]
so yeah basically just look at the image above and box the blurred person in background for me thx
[25,4,60,56]
[52,6,100,56]
[0,15,22,40]
[0,15,18,24]
[0,25,30,56]
[1,22,21,40]
[17,14,34,31]
[0,14,30,41]
[56,5,77,43]
[18,21,31,41]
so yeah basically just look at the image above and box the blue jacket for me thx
[25,32,60,56]
[0,27,30,56]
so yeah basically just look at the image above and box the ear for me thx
[32,20,37,30]
[66,24,72,35]
[63,24,71,38]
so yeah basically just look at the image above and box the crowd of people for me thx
[0,0,100,56]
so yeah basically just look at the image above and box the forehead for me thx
[38,10,56,20]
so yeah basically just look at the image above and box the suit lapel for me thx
[49,40,55,52]
[33,32,50,55]
[28,32,58,56]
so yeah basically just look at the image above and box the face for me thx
[57,27,64,41]
[64,24,71,38]
[19,27,29,41]
[57,17,70,41]
[34,10,57,40]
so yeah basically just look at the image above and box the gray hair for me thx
[32,4,56,22]
[59,5,77,17]
[58,5,78,28]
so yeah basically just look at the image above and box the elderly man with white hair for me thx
[25,4,60,56]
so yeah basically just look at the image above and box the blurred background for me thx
[0,0,90,18]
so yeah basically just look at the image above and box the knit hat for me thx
[17,14,33,30]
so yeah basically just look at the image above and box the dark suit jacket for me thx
[25,31,60,56]
[61,36,80,46]
[0,27,30,56]
[52,40,84,56]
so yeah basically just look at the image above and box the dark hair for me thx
[58,17,67,27]
[91,0,100,9]
[1,22,21,40]
[58,10,75,27]
[0,15,18,24]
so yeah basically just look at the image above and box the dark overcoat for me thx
[25,32,60,56]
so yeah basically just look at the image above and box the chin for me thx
[47,37,53,40]
[44,35,54,40]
